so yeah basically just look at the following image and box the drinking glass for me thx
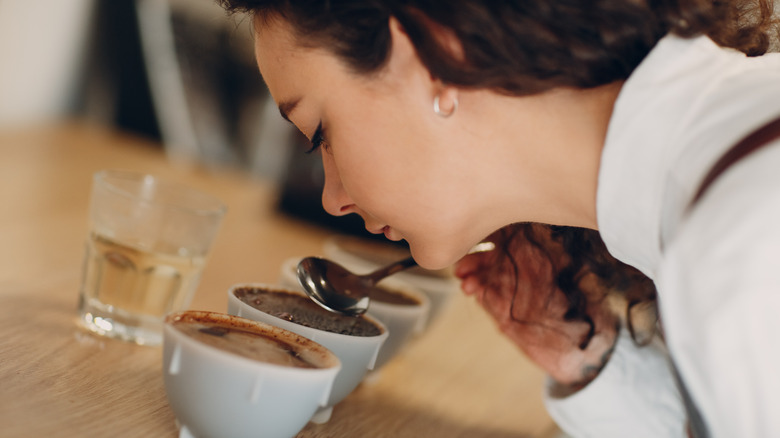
[77,170,226,345]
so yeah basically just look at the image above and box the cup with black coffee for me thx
[227,284,388,423]
[162,310,340,438]
[361,277,430,370]
[278,256,430,371]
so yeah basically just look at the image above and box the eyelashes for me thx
[305,122,325,154]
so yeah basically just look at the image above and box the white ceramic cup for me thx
[162,310,340,438]
[278,257,430,371]
[227,284,388,423]
[277,256,307,292]
[322,235,459,328]
[362,277,430,370]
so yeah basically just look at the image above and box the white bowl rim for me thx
[227,283,390,344]
[164,310,341,373]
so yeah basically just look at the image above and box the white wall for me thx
[0,0,95,128]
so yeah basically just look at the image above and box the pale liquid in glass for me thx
[78,232,205,345]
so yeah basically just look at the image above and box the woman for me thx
[217,1,780,436]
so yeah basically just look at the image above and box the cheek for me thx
[331,119,422,205]
[327,81,441,209]
[336,154,411,218]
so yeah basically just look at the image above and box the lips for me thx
[367,225,401,241]
[367,225,387,235]
[381,226,395,240]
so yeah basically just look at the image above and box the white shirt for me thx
[545,35,780,437]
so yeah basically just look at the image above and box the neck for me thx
[465,81,623,231]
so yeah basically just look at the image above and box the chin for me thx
[407,242,465,271]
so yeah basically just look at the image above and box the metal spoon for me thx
[297,256,417,316]
[297,241,496,316]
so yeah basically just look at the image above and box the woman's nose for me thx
[320,152,355,217]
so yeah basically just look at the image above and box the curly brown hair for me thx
[218,0,777,95]
[499,224,659,348]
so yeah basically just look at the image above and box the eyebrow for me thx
[278,98,301,123]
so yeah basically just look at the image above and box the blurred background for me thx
[0,0,382,241]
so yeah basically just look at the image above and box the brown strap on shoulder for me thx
[678,115,780,438]
[690,116,780,207]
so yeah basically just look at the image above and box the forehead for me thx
[252,15,354,117]
[253,16,305,93]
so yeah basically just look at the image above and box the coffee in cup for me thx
[162,310,340,438]
[233,286,381,337]
[167,311,332,369]
[227,284,388,424]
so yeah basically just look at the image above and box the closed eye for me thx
[306,122,325,154]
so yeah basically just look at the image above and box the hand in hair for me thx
[455,223,625,389]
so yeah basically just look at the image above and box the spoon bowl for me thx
[297,256,417,316]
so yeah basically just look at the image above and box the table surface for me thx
[0,122,559,438]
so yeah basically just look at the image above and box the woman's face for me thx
[253,16,540,269]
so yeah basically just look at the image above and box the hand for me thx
[455,223,620,388]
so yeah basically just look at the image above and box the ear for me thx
[387,16,420,71]
[386,17,438,93]
[387,16,460,115]
[389,12,465,68]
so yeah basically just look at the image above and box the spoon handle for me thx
[365,256,417,285]
[363,242,494,285]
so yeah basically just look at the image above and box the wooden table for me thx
[0,122,558,437]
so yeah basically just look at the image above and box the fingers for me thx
[454,251,492,278]
[457,268,512,322]
[454,256,478,280]
[455,250,499,297]
[458,273,484,297]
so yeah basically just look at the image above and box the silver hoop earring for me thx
[433,94,458,118]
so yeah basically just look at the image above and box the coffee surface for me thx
[235,287,382,337]
[171,313,320,368]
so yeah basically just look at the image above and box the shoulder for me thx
[659,135,780,327]
[656,139,780,434]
